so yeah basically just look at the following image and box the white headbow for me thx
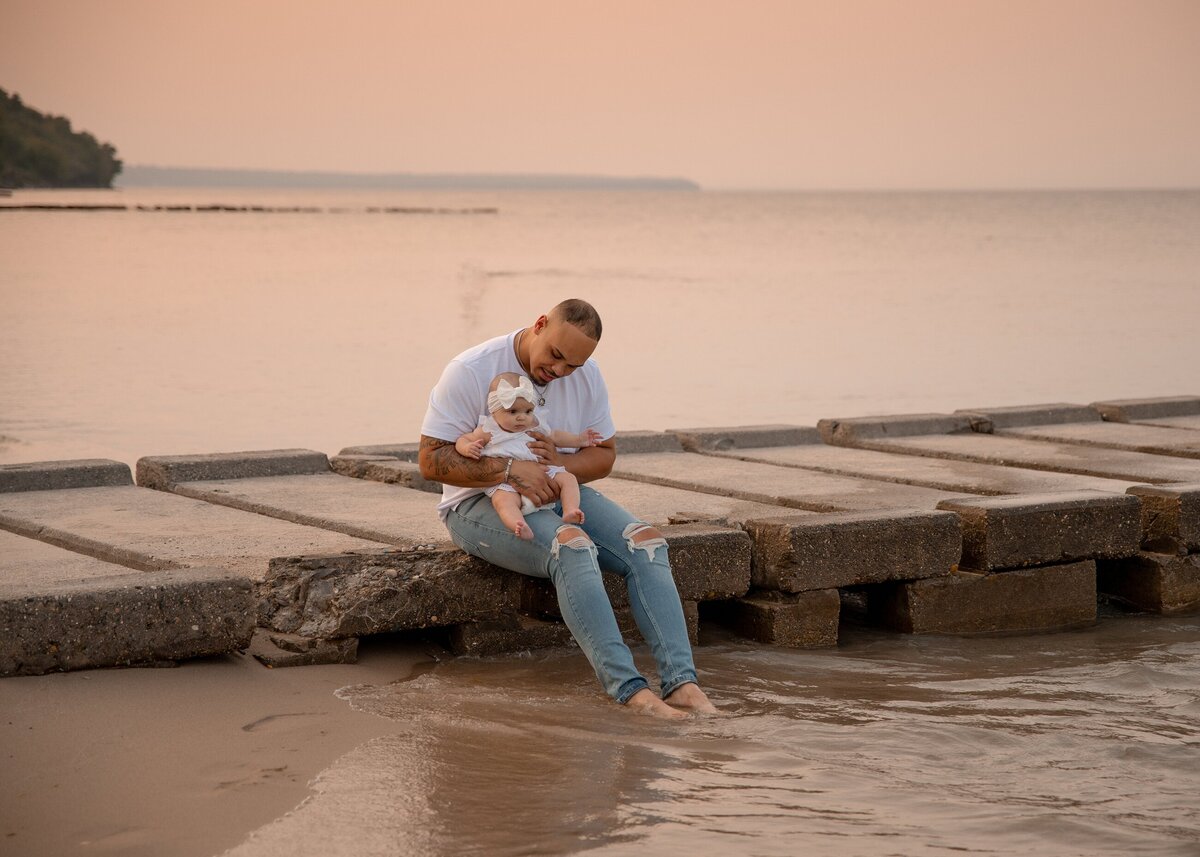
[487,376,537,412]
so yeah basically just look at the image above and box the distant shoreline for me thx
[117,165,701,191]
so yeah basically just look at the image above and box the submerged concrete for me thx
[1097,552,1200,615]
[871,562,1098,635]
[705,589,840,648]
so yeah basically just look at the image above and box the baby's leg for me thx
[491,489,533,540]
[554,471,584,525]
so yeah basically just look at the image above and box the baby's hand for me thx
[580,428,603,448]
[455,436,486,460]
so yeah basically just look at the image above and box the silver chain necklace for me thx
[515,329,548,406]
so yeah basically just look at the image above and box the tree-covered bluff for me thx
[0,88,122,188]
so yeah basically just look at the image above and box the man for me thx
[419,299,717,718]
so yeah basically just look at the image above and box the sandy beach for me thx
[0,635,433,857]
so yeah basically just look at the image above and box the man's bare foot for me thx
[665,682,720,714]
[625,688,689,720]
[513,521,533,541]
[561,508,585,525]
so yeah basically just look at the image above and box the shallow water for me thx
[222,613,1200,856]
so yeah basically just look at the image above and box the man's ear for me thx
[533,314,549,333]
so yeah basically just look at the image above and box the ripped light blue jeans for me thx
[445,485,698,703]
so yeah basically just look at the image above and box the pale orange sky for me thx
[4,0,1199,189]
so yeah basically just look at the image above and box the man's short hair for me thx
[550,298,602,340]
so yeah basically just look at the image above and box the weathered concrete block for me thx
[0,459,132,493]
[447,612,574,656]
[1097,552,1200,615]
[1126,484,1200,554]
[137,449,329,488]
[329,455,442,494]
[448,601,700,657]
[336,442,421,461]
[613,431,683,454]
[936,491,1141,571]
[705,589,839,647]
[1,567,255,677]
[260,547,523,639]
[818,413,975,445]
[745,510,961,592]
[248,629,359,667]
[669,425,820,452]
[871,562,1097,635]
[956,403,1100,429]
[1091,396,1200,423]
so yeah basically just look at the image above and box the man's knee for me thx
[550,524,593,559]
[622,522,668,561]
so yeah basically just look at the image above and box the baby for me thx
[456,372,602,540]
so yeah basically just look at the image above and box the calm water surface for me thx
[2,188,1198,465]
[3,189,1199,854]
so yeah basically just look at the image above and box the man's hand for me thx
[525,430,566,468]
[507,459,558,506]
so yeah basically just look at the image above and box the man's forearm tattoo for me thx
[420,436,504,482]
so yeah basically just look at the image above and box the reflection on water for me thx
[226,612,1200,856]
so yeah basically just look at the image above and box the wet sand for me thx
[0,636,433,857]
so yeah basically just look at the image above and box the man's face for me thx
[527,318,598,385]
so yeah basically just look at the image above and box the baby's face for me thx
[492,397,536,432]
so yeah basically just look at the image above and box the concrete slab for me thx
[704,589,839,647]
[1127,484,1200,554]
[955,403,1100,428]
[247,629,359,668]
[820,425,1200,483]
[337,442,420,461]
[0,459,132,493]
[935,491,1141,571]
[148,471,449,547]
[613,431,684,454]
[745,510,961,592]
[992,422,1200,460]
[1091,396,1200,424]
[871,562,1097,635]
[818,413,976,443]
[708,443,1139,496]
[1097,552,1200,615]
[669,425,820,451]
[262,547,524,639]
[136,449,330,488]
[329,455,442,493]
[0,484,387,581]
[1,530,254,676]
[612,451,974,512]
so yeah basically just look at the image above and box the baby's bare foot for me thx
[514,521,534,541]
[561,508,585,525]
[625,689,689,721]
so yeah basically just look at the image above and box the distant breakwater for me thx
[0,203,499,215]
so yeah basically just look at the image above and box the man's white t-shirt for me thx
[420,329,617,521]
